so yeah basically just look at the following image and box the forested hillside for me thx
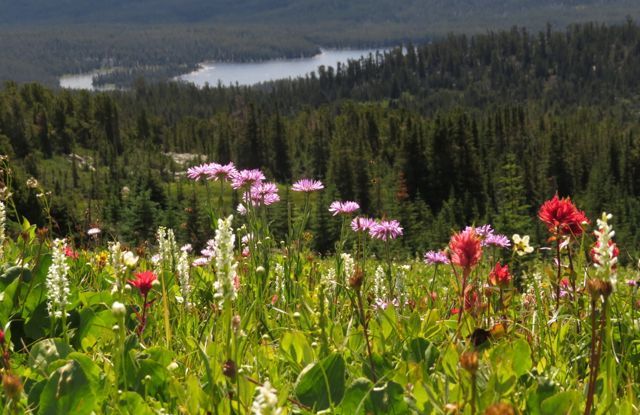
[2,21,640,258]
[0,0,638,86]
[0,0,636,25]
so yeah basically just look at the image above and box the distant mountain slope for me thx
[0,0,638,86]
[0,0,638,25]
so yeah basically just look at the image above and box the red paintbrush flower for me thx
[538,194,589,237]
[488,262,511,287]
[129,271,157,297]
[449,228,482,269]
[63,245,79,260]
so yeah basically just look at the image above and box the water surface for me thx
[177,48,381,87]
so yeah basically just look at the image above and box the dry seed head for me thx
[483,402,515,415]
[2,373,22,400]
[460,351,479,374]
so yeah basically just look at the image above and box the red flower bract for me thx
[538,194,589,236]
[488,262,511,287]
[129,271,157,297]
[449,228,482,269]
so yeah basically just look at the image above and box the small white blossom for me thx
[251,380,282,415]
[122,251,139,268]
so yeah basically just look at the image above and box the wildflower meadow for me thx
[0,159,637,415]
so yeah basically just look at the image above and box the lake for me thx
[59,49,383,90]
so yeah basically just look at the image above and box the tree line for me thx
[1,21,640,259]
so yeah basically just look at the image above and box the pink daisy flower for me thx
[292,179,324,193]
[369,220,403,241]
[329,201,360,216]
[351,216,376,232]
[230,169,266,189]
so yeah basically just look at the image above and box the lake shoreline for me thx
[59,47,386,90]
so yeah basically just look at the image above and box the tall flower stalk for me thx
[369,219,403,298]
[214,215,238,306]
[0,201,6,260]
[46,238,71,342]
[538,194,588,310]
[448,228,482,328]
[584,212,617,415]
[288,179,324,298]
[156,226,177,345]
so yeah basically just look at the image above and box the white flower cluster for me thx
[341,253,355,283]
[251,380,282,415]
[373,265,387,300]
[0,201,5,260]
[156,227,177,271]
[109,241,126,275]
[321,267,337,290]
[593,212,618,281]
[395,264,409,303]
[46,238,70,319]
[214,215,237,304]
[273,262,285,303]
[176,250,191,307]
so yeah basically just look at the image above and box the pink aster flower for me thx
[192,257,210,267]
[230,169,265,189]
[244,182,280,206]
[186,163,210,181]
[329,201,360,216]
[424,250,450,265]
[292,179,324,193]
[351,216,376,232]
[369,219,403,241]
[483,233,511,248]
[207,162,237,181]
[201,239,217,258]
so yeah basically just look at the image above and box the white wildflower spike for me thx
[176,250,191,307]
[46,238,70,319]
[373,265,387,300]
[0,201,5,260]
[156,226,177,271]
[273,262,285,302]
[108,241,126,293]
[341,253,355,283]
[251,380,282,415]
[321,267,337,290]
[592,212,618,284]
[214,215,237,304]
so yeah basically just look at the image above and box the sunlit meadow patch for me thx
[0,160,636,414]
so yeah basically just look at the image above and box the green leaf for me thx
[366,381,410,415]
[295,352,346,411]
[441,345,459,381]
[0,265,32,286]
[24,254,51,314]
[38,359,97,415]
[76,308,116,350]
[24,301,50,340]
[339,378,373,415]
[117,392,154,415]
[540,390,582,415]
[403,337,430,363]
[281,331,314,367]
[512,338,533,377]
[29,338,72,374]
